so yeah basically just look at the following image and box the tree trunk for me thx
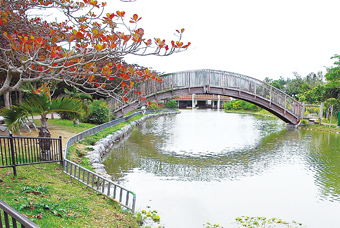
[38,116,52,160]
[73,119,79,125]
[18,90,22,105]
[4,91,10,108]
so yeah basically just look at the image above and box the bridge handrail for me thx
[165,69,300,104]
[113,69,302,121]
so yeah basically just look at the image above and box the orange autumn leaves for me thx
[1,0,190,103]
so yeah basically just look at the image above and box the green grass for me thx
[0,115,151,227]
[76,114,143,147]
[0,112,169,227]
[43,119,97,134]
[306,123,340,134]
[0,163,141,227]
[224,108,275,117]
[123,110,140,117]
[67,114,145,167]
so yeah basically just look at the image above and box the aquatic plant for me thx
[234,216,305,227]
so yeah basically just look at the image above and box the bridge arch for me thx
[113,69,302,124]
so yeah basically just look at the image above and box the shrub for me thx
[85,100,109,124]
[224,99,261,111]
[300,119,309,126]
[147,101,163,110]
[166,100,177,109]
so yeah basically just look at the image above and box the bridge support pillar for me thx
[192,94,195,109]
[319,102,324,125]
[217,95,221,110]
[285,123,298,129]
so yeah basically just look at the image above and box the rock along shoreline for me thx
[85,111,180,179]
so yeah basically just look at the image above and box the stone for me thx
[86,111,180,177]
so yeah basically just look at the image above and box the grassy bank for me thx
[224,108,340,134]
[224,109,277,118]
[1,115,147,227]
[302,123,340,134]
[0,163,141,227]
[67,114,144,167]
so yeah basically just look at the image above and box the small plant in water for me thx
[204,222,223,227]
[138,208,163,227]
[234,216,305,227]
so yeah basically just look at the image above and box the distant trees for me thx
[263,54,340,117]
[224,100,261,112]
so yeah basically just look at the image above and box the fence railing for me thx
[0,199,40,228]
[0,134,62,176]
[63,111,144,213]
[64,160,136,212]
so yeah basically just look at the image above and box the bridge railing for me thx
[113,69,301,119]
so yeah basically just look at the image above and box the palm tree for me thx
[1,92,84,159]
[60,87,93,125]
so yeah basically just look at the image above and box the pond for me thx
[102,110,340,228]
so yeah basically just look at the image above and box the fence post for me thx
[132,194,136,213]
[59,136,63,167]
[9,134,17,176]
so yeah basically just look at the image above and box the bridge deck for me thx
[112,69,302,124]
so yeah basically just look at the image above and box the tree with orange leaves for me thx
[0,0,190,108]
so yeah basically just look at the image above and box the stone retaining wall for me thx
[85,111,180,178]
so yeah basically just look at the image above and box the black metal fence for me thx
[0,134,62,176]
[0,199,40,228]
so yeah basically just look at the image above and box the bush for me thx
[84,100,109,124]
[166,100,177,109]
[147,101,163,110]
[224,100,261,111]
[300,119,309,126]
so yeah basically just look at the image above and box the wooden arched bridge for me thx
[113,69,303,125]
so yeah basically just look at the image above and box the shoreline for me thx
[224,109,340,134]
[84,111,180,178]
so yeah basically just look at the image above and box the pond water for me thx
[102,110,340,228]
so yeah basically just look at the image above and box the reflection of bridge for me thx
[113,69,303,124]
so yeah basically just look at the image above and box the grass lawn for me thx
[0,163,141,227]
[1,116,145,227]
[305,123,340,134]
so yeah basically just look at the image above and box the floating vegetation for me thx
[138,209,163,228]
[234,216,305,228]
[204,222,223,227]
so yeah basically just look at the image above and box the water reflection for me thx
[102,110,340,227]
[104,111,284,181]
[302,130,340,201]
[103,111,340,200]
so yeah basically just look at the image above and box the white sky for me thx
[43,0,340,81]
[106,0,340,81]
